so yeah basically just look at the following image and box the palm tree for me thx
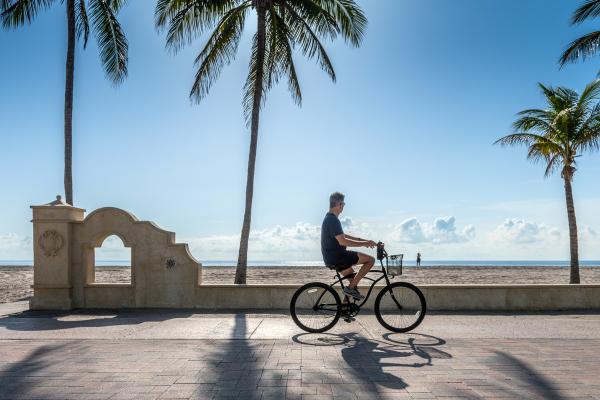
[1,0,128,206]
[560,0,600,69]
[156,0,367,284]
[495,80,600,284]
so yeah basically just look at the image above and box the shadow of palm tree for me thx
[0,343,71,399]
[200,314,269,399]
[485,351,565,400]
[0,309,192,331]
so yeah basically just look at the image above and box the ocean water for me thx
[2,260,600,267]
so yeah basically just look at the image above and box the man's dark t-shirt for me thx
[321,212,346,264]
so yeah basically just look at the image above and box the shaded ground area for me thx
[0,306,599,399]
[4,336,597,400]
[3,265,600,303]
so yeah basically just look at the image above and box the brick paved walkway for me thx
[0,306,599,399]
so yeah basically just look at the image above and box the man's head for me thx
[329,192,345,215]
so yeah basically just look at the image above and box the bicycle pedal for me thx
[343,317,355,323]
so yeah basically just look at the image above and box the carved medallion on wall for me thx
[165,257,177,270]
[38,230,65,257]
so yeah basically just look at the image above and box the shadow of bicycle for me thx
[293,332,452,391]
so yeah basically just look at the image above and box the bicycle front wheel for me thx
[375,282,426,333]
[290,282,341,333]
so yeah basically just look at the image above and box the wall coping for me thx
[198,284,600,289]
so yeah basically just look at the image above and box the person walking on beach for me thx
[417,253,421,267]
[321,192,378,300]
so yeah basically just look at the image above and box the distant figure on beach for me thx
[321,192,377,301]
[417,253,421,267]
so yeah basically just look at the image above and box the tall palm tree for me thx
[495,80,600,284]
[156,0,367,284]
[560,0,600,69]
[1,0,128,206]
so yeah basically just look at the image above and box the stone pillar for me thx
[30,196,85,310]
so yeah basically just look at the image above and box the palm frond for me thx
[1,0,54,28]
[310,0,366,46]
[155,0,243,52]
[512,115,557,135]
[494,132,561,150]
[75,0,90,48]
[282,2,335,81]
[559,30,600,66]
[190,3,248,102]
[107,0,126,12]
[497,80,600,179]
[544,154,562,177]
[284,0,337,40]
[571,0,600,24]
[576,79,600,115]
[267,6,301,105]
[575,121,600,152]
[89,0,128,84]
[578,101,600,133]
[526,141,557,163]
[242,32,265,125]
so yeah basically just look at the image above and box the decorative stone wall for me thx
[30,196,201,310]
[30,196,600,311]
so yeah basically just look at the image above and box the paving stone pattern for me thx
[1,335,599,400]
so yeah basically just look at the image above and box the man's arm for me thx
[345,233,363,241]
[336,234,376,248]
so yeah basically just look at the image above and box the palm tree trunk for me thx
[64,0,76,206]
[564,174,580,284]
[235,5,267,284]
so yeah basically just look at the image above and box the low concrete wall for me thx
[192,284,600,311]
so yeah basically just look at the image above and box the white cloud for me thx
[184,216,375,262]
[0,233,32,259]
[491,219,561,245]
[581,226,598,241]
[390,216,475,244]
[184,221,323,261]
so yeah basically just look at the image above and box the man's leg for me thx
[348,253,375,288]
[338,267,354,303]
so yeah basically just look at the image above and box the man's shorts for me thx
[328,250,359,271]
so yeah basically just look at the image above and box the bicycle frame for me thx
[330,259,393,308]
[312,257,401,312]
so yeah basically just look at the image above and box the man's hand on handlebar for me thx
[365,240,377,248]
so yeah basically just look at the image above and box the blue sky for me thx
[2,0,600,262]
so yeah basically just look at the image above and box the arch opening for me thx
[94,235,132,284]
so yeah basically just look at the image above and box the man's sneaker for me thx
[343,286,365,300]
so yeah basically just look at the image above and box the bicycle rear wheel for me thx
[374,282,426,333]
[290,282,341,333]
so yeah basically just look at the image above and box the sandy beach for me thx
[2,265,600,304]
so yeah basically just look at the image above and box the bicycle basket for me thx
[387,254,403,277]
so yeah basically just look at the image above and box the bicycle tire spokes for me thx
[291,283,341,332]
[375,282,426,333]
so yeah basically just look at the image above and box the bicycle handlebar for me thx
[376,241,387,261]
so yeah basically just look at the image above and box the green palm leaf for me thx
[560,31,600,66]
[191,3,249,102]
[1,0,55,28]
[89,0,128,84]
[75,0,90,48]
[156,0,243,51]
[571,0,600,24]
[282,2,336,81]
[310,0,366,46]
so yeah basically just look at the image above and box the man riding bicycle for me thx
[321,192,377,300]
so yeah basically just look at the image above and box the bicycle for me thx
[290,242,427,333]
